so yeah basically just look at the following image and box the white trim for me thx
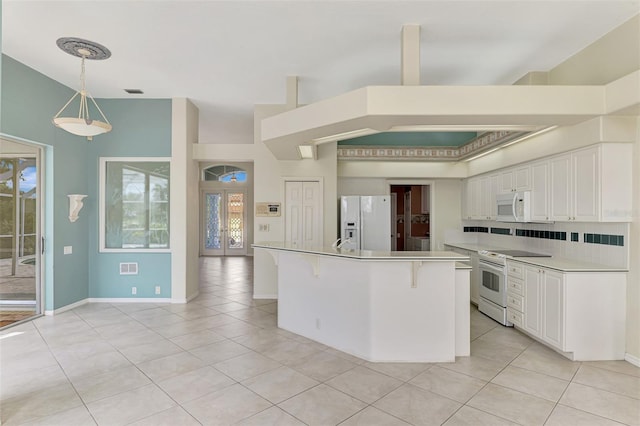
[99,157,171,253]
[625,353,640,367]
[1,134,46,317]
[44,298,89,315]
[88,297,172,304]
[254,293,278,299]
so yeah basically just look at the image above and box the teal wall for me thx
[1,55,90,310]
[86,99,173,299]
[1,55,173,309]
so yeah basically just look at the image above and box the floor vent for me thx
[119,263,138,275]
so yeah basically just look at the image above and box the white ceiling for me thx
[2,1,639,145]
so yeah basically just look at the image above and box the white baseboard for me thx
[254,293,278,299]
[44,298,89,315]
[625,353,640,367]
[87,297,172,304]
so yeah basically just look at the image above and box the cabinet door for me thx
[468,178,482,219]
[572,147,600,221]
[479,176,492,220]
[462,179,473,220]
[542,270,565,350]
[514,166,531,191]
[550,154,571,221]
[499,170,514,193]
[530,161,549,221]
[489,174,499,219]
[523,267,542,337]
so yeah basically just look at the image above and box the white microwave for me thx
[496,191,532,223]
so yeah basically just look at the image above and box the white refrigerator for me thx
[340,196,391,251]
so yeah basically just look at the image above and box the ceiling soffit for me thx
[260,84,607,160]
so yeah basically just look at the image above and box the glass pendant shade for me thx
[52,55,112,140]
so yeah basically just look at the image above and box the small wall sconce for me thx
[68,194,88,222]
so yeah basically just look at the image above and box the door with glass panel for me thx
[0,151,41,328]
[202,190,247,256]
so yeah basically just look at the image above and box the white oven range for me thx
[477,249,551,326]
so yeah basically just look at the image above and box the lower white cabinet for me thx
[510,261,625,361]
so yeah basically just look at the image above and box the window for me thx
[100,158,170,252]
[203,165,247,183]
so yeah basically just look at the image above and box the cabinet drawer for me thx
[507,308,523,327]
[507,278,523,296]
[507,262,524,279]
[507,294,524,312]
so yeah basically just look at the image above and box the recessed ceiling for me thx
[339,132,478,147]
[2,1,638,145]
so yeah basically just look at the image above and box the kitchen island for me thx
[253,242,470,362]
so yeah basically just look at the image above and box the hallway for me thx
[0,256,638,425]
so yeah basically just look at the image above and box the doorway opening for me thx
[200,163,253,256]
[390,184,431,251]
[1,141,42,328]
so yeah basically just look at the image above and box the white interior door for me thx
[285,181,321,249]
[201,190,247,256]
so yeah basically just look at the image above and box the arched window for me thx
[203,165,247,183]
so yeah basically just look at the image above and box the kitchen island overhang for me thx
[253,242,471,363]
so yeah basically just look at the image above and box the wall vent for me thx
[119,262,138,275]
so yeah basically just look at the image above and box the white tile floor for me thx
[1,256,639,425]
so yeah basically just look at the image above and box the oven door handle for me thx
[479,261,505,274]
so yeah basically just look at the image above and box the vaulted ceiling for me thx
[2,1,639,146]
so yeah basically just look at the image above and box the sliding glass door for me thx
[0,153,41,327]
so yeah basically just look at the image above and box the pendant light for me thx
[52,37,112,141]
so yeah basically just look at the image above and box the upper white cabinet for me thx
[530,160,550,221]
[462,175,498,220]
[462,143,632,223]
[550,144,631,222]
[499,165,530,194]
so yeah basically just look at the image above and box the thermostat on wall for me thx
[256,202,281,217]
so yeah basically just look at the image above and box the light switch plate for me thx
[63,246,72,255]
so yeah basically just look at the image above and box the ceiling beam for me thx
[401,24,421,86]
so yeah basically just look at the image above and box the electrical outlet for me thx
[131,287,137,295]
[155,286,161,295]
[315,318,321,330]
[63,246,72,255]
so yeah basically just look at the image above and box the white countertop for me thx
[253,242,469,262]
[443,242,627,272]
[507,257,628,273]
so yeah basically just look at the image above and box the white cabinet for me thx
[462,143,631,223]
[499,165,530,194]
[462,175,498,220]
[513,261,625,360]
[530,160,550,221]
[542,269,564,348]
[549,144,632,222]
[549,154,571,221]
[523,266,543,337]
